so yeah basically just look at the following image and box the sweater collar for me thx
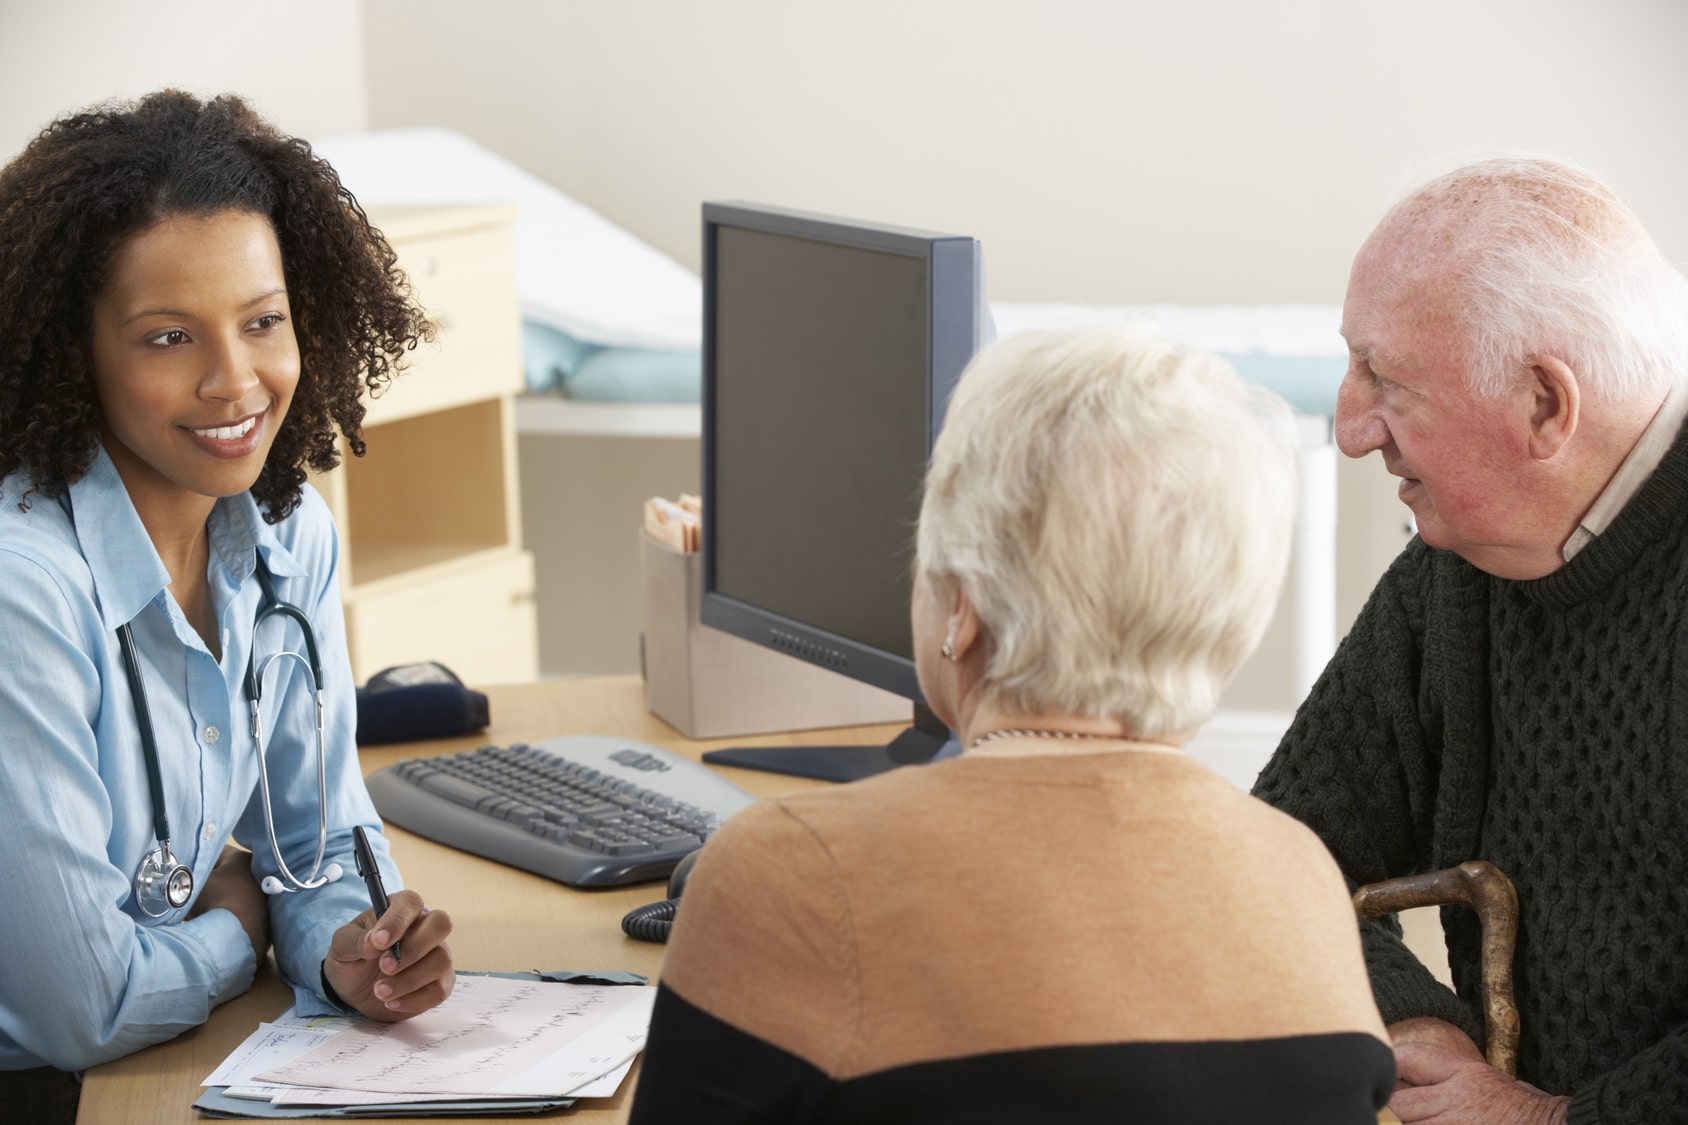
[1521,414,1688,608]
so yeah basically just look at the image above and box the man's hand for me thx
[187,845,270,965]
[1389,1016,1485,1068]
[1390,1040,1570,1124]
[323,890,454,1022]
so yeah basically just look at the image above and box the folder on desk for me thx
[194,970,651,1119]
[194,1089,578,1119]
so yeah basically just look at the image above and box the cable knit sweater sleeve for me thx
[1253,540,1486,1046]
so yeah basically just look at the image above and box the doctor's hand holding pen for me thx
[323,836,456,1022]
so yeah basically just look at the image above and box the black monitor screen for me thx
[710,224,927,664]
[698,203,984,782]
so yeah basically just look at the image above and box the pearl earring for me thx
[941,640,956,661]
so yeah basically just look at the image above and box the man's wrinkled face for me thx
[1335,227,1536,575]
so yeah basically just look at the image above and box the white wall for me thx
[358,0,1688,707]
[5,0,1685,709]
[361,0,1688,305]
[0,0,368,162]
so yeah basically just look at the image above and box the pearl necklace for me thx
[967,728,1115,749]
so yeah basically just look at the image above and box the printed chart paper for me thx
[257,975,655,1097]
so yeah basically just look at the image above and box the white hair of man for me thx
[1380,155,1688,401]
[916,325,1298,740]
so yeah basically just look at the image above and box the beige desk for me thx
[78,674,1400,1124]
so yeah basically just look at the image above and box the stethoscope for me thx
[119,556,342,918]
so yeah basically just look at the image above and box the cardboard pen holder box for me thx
[640,528,908,739]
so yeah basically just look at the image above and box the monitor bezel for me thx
[698,200,984,704]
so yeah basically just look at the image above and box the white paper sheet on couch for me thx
[311,128,701,351]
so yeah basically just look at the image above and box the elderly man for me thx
[1253,156,1688,1124]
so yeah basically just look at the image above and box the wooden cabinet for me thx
[313,203,538,685]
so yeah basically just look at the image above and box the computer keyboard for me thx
[364,735,759,888]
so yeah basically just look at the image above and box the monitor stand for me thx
[702,702,953,783]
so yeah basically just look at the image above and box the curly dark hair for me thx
[0,89,432,521]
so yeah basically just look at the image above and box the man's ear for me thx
[1527,355,1580,461]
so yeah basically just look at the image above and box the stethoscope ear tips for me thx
[261,863,344,895]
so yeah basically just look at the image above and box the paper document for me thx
[203,1023,346,1088]
[256,974,655,1098]
[267,1060,635,1106]
[644,493,701,553]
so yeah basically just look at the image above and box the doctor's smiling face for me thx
[87,208,299,521]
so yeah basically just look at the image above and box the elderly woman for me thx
[630,326,1394,1122]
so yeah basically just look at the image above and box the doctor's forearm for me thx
[186,846,270,965]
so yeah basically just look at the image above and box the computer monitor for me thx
[698,201,988,783]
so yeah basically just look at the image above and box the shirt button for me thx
[203,725,221,744]
[203,822,217,840]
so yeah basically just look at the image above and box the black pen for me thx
[352,825,400,965]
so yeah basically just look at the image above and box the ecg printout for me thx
[257,975,656,1097]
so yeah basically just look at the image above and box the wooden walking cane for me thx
[1352,859,1521,1079]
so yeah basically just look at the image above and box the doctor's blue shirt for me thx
[0,447,398,1072]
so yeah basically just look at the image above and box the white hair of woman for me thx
[1378,155,1688,401]
[915,324,1299,741]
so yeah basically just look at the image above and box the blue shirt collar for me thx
[66,445,309,631]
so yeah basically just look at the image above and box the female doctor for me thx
[0,91,455,1119]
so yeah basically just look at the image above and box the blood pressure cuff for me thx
[355,662,491,746]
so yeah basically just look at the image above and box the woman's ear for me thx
[1527,355,1580,461]
[945,584,981,663]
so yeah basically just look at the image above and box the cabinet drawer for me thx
[345,550,538,687]
[369,221,522,424]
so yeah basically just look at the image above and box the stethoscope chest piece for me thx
[135,842,194,917]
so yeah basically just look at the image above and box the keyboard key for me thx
[568,829,609,852]
[418,773,499,808]
[645,831,704,851]
[578,805,623,823]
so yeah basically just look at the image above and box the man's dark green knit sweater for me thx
[1254,423,1688,1124]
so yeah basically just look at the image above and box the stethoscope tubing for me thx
[249,650,333,893]
[116,622,173,855]
[121,554,335,915]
